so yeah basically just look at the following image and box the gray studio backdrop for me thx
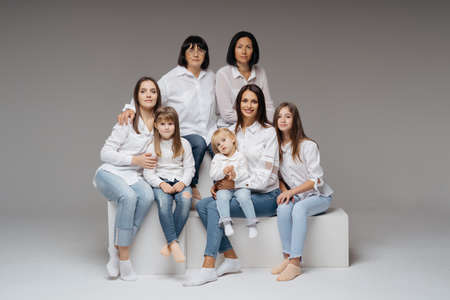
[1,0,449,220]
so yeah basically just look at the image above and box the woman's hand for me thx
[210,185,217,199]
[160,182,174,194]
[216,177,235,190]
[173,182,186,193]
[132,153,157,169]
[118,109,135,125]
[277,189,295,205]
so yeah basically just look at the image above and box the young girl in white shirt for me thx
[94,76,161,281]
[210,128,257,238]
[144,106,195,263]
[272,102,334,281]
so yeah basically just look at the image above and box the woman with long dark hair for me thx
[183,84,280,286]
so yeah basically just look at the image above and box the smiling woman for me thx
[215,31,275,128]
[118,36,217,202]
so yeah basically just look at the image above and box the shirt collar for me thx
[176,65,207,79]
[231,65,256,81]
[281,141,292,153]
[137,117,152,136]
[244,121,261,134]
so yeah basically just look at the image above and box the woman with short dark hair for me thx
[118,35,217,205]
[215,31,275,128]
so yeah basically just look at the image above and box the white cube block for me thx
[186,208,348,268]
[107,202,186,275]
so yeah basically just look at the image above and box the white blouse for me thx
[125,66,217,144]
[95,118,153,186]
[209,151,250,186]
[280,140,334,200]
[143,138,195,187]
[229,122,279,193]
[215,65,275,128]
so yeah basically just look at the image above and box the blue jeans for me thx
[153,180,192,244]
[277,194,332,258]
[183,134,214,186]
[196,188,280,258]
[216,188,257,226]
[94,169,154,247]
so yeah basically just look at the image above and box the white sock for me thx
[224,224,234,236]
[216,258,241,277]
[183,268,217,287]
[119,260,137,281]
[106,247,119,277]
[249,226,258,239]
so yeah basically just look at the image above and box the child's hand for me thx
[210,185,218,199]
[160,182,174,194]
[173,182,185,193]
[277,190,294,205]
[229,169,236,180]
[223,165,233,176]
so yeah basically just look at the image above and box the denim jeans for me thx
[153,179,192,244]
[182,134,214,186]
[94,169,154,247]
[196,188,280,258]
[277,194,332,258]
[216,188,257,226]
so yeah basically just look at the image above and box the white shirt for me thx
[215,65,275,128]
[209,150,249,186]
[125,66,217,144]
[229,122,279,193]
[95,118,153,186]
[280,140,334,200]
[143,138,195,187]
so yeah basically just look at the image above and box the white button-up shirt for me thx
[215,65,275,128]
[95,118,153,186]
[143,138,195,187]
[229,122,279,193]
[209,151,249,186]
[125,66,217,144]
[280,140,334,200]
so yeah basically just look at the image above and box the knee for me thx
[119,190,138,207]
[195,197,210,213]
[182,191,192,199]
[292,204,307,219]
[139,188,154,204]
[277,204,292,218]
[190,135,207,150]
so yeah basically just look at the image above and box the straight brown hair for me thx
[234,84,270,135]
[132,76,162,134]
[273,102,316,162]
[153,106,184,158]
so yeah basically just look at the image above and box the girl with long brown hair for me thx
[272,102,334,281]
[143,106,195,263]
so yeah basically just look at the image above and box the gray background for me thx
[1,0,449,219]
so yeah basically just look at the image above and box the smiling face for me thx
[137,80,158,111]
[214,131,236,156]
[234,37,253,66]
[155,118,175,140]
[240,89,259,121]
[185,44,205,69]
[277,106,294,133]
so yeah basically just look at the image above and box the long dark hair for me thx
[178,35,210,70]
[132,76,161,134]
[226,31,260,69]
[234,84,270,134]
[273,102,316,162]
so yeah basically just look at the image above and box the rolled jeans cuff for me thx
[246,218,258,227]
[116,228,134,247]
[219,217,232,226]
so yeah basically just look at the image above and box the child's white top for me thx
[209,150,250,186]
[143,137,195,187]
[280,139,334,200]
[95,118,153,186]
[229,122,279,193]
